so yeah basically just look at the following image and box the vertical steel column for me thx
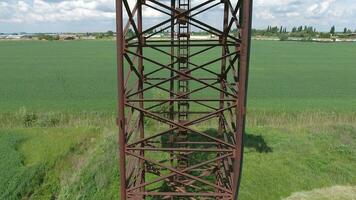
[217,0,229,193]
[137,0,145,196]
[233,0,253,198]
[169,0,176,171]
[115,0,126,199]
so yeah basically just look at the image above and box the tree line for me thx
[251,25,356,41]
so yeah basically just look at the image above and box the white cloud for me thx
[0,0,355,32]
[143,7,164,18]
[256,10,275,20]
[0,0,116,23]
[286,12,299,17]
[306,0,334,17]
[253,0,356,30]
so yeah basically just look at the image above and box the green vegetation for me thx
[241,124,356,199]
[92,31,115,39]
[284,186,356,200]
[0,40,117,111]
[0,40,355,111]
[1,112,354,200]
[330,25,336,35]
[252,25,356,40]
[278,34,289,41]
[252,25,317,38]
[0,40,355,199]
[38,34,60,41]
[0,128,100,199]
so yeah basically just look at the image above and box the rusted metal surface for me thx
[116,0,253,199]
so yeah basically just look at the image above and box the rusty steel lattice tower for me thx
[116,0,253,199]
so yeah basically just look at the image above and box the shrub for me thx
[24,113,38,127]
[38,34,59,41]
[37,113,60,127]
[278,34,289,41]
[152,89,169,116]
[318,32,331,38]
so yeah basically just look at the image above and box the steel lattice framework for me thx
[116,0,252,199]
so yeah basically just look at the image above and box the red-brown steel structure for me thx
[116,0,252,199]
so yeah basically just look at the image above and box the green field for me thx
[0,40,355,199]
[1,40,355,111]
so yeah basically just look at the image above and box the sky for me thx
[0,0,355,33]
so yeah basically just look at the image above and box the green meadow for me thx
[1,40,355,111]
[0,40,355,199]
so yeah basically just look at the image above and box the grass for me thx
[240,124,356,199]
[0,40,355,111]
[56,130,119,200]
[0,113,354,200]
[0,40,117,111]
[248,41,356,111]
[284,186,356,200]
[0,127,100,199]
[0,40,355,199]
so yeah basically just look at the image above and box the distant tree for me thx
[270,26,278,33]
[343,28,347,33]
[232,28,239,37]
[292,27,297,32]
[251,28,257,36]
[38,34,59,41]
[95,33,105,39]
[147,29,154,34]
[126,29,135,38]
[106,30,114,36]
[319,32,331,38]
[330,25,335,35]
[278,34,289,41]
[280,26,283,33]
[305,26,313,34]
[298,26,303,32]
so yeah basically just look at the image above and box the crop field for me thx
[1,40,355,111]
[0,40,355,200]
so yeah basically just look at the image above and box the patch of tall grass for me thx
[0,128,100,199]
[0,107,116,128]
[283,186,356,200]
[1,107,355,130]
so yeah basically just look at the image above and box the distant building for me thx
[5,34,25,40]
[0,33,35,40]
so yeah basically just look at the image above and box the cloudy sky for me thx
[0,0,355,33]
